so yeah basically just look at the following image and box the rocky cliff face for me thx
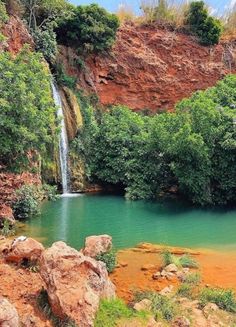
[1,15,33,53]
[59,23,236,111]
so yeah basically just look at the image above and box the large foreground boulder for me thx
[5,237,44,264]
[82,234,112,258]
[0,297,19,327]
[40,241,116,327]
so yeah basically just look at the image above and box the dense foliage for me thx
[13,184,58,219]
[75,75,236,206]
[0,48,57,170]
[187,1,222,45]
[56,4,119,53]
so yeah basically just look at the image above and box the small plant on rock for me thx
[96,249,117,273]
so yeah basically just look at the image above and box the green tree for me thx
[186,1,222,45]
[56,4,120,53]
[0,48,57,170]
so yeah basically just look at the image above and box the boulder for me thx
[40,241,116,327]
[0,205,15,226]
[0,297,19,327]
[159,285,174,296]
[134,299,152,312]
[5,237,44,264]
[82,234,112,258]
[172,316,190,327]
[165,264,178,273]
[152,271,161,280]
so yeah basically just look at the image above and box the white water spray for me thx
[51,82,70,194]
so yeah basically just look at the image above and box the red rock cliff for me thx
[59,23,236,111]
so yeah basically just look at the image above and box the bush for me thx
[96,250,116,273]
[184,272,201,285]
[186,1,222,45]
[200,287,236,312]
[56,4,119,53]
[0,220,15,237]
[161,250,198,268]
[33,24,57,62]
[13,185,41,220]
[13,184,59,219]
[134,290,177,321]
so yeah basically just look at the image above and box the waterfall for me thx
[51,82,70,194]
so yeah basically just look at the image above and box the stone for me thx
[159,285,174,296]
[0,297,20,327]
[5,237,44,264]
[133,299,152,312]
[40,241,116,327]
[0,204,15,226]
[182,268,190,274]
[166,272,175,281]
[172,316,190,327]
[203,303,219,315]
[141,264,156,271]
[119,261,128,267]
[152,271,161,280]
[165,264,178,273]
[82,234,112,258]
[160,270,168,277]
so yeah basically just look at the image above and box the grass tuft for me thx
[199,287,236,313]
[161,250,198,268]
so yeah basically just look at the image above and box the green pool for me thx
[23,194,236,251]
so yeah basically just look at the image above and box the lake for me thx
[23,194,236,251]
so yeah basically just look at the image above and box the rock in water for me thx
[82,234,112,258]
[40,241,116,327]
[0,297,20,327]
[5,237,44,264]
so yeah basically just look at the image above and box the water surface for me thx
[24,194,236,251]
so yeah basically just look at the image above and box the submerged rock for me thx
[0,297,19,327]
[40,241,116,327]
[5,237,44,264]
[82,234,112,258]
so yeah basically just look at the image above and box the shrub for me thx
[134,291,177,321]
[13,184,58,220]
[96,250,116,273]
[13,185,41,220]
[56,4,120,53]
[0,220,15,237]
[200,287,236,312]
[33,24,58,62]
[161,250,198,268]
[186,1,222,45]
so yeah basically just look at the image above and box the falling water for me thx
[51,82,70,194]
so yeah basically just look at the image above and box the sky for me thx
[69,0,236,15]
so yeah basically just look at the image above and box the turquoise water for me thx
[24,194,236,251]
